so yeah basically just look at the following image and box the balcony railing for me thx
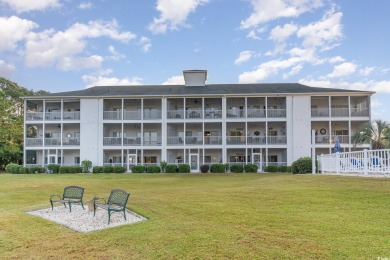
[103,137,122,146]
[267,109,286,118]
[247,109,266,118]
[185,136,203,145]
[45,112,61,120]
[186,109,203,119]
[62,137,80,145]
[204,136,222,145]
[26,112,43,121]
[227,109,245,118]
[63,111,80,120]
[247,136,266,145]
[167,110,184,119]
[227,136,246,145]
[124,111,142,120]
[311,108,329,117]
[351,108,369,117]
[123,137,141,145]
[267,136,287,144]
[204,110,222,119]
[331,108,349,117]
[25,138,43,147]
[45,138,61,146]
[315,135,330,144]
[167,136,184,145]
[143,136,162,146]
[103,111,122,120]
[144,110,161,120]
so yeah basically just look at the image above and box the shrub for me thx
[178,164,190,173]
[59,166,68,174]
[81,160,92,173]
[92,166,103,174]
[200,164,209,173]
[286,166,292,173]
[160,161,167,172]
[5,163,20,174]
[267,166,278,173]
[245,164,258,173]
[114,166,126,173]
[47,164,60,174]
[291,157,317,174]
[165,164,178,173]
[71,166,82,173]
[18,167,29,174]
[30,166,45,174]
[103,165,114,173]
[146,165,161,173]
[230,164,244,173]
[210,164,225,173]
[131,165,145,173]
[278,166,288,173]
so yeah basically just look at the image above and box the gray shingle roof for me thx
[23,83,374,99]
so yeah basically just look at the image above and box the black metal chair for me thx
[93,189,130,224]
[50,186,85,212]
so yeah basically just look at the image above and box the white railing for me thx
[267,136,287,144]
[331,108,349,117]
[62,137,80,145]
[124,111,141,120]
[45,138,61,146]
[167,136,184,145]
[318,149,390,174]
[25,138,43,147]
[144,110,161,120]
[247,136,266,145]
[227,136,246,145]
[143,136,162,146]
[204,110,222,119]
[204,136,222,145]
[351,108,369,117]
[45,112,61,120]
[247,109,266,118]
[63,111,80,120]
[26,112,43,121]
[167,110,184,119]
[267,109,286,118]
[311,108,329,117]
[103,111,122,120]
[123,137,141,145]
[103,137,122,146]
[186,109,203,119]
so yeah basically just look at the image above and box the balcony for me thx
[26,112,43,121]
[185,136,203,145]
[143,136,162,146]
[123,137,141,146]
[63,111,80,120]
[167,110,185,119]
[331,108,349,117]
[247,136,266,145]
[247,109,266,118]
[25,138,43,147]
[167,136,184,145]
[351,108,369,117]
[103,111,122,120]
[204,136,222,145]
[45,112,61,121]
[45,138,61,146]
[63,137,80,145]
[267,136,287,144]
[311,108,329,117]
[267,109,286,118]
[103,137,122,146]
[124,111,141,120]
[227,136,246,145]
[186,109,202,119]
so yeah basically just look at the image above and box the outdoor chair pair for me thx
[50,186,130,224]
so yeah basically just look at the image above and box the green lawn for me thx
[1,173,390,259]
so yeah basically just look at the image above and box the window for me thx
[144,156,157,163]
[74,157,80,164]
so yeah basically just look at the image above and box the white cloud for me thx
[283,65,302,79]
[79,2,92,10]
[148,0,208,34]
[327,62,357,78]
[162,75,185,85]
[0,16,38,52]
[328,56,345,63]
[0,0,60,13]
[0,60,15,76]
[234,51,254,65]
[297,9,343,51]
[359,66,375,77]
[241,0,323,29]
[82,74,143,88]
[269,23,297,42]
[108,45,125,61]
[138,37,152,53]
[24,19,136,70]
[298,78,390,93]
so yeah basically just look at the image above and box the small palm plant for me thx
[351,119,390,149]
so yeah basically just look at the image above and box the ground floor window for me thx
[144,156,157,163]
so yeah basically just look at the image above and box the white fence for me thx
[318,149,390,175]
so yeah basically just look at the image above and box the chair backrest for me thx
[107,189,130,208]
[63,186,84,199]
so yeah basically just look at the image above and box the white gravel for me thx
[26,204,147,233]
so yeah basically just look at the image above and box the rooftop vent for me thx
[183,70,207,86]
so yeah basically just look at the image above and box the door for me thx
[128,154,137,172]
[48,155,56,164]
[190,154,199,172]
[252,153,262,172]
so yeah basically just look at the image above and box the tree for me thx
[0,77,47,169]
[351,119,390,149]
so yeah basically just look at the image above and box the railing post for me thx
[336,152,340,174]
[363,149,368,175]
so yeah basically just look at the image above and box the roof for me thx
[23,83,374,99]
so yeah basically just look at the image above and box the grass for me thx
[1,173,390,259]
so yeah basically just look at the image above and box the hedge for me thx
[146,165,161,173]
[29,166,45,174]
[244,164,258,173]
[230,164,244,173]
[165,164,178,173]
[47,164,60,174]
[210,164,225,173]
[131,165,145,173]
[291,157,317,174]
[178,164,191,173]
[103,165,114,173]
[114,166,126,173]
[200,164,209,173]
[59,166,82,174]
[93,166,104,173]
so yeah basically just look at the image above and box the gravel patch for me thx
[26,205,147,233]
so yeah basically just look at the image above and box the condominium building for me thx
[23,70,373,172]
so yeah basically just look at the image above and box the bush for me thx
[18,167,29,174]
[103,165,114,173]
[165,164,178,173]
[146,165,161,173]
[291,157,317,174]
[286,166,292,173]
[59,166,68,174]
[5,163,20,174]
[160,161,167,172]
[178,164,190,173]
[267,166,278,172]
[131,165,145,173]
[81,160,92,173]
[277,166,288,172]
[230,164,244,173]
[114,166,126,173]
[71,166,82,173]
[200,164,209,173]
[210,164,225,173]
[92,166,103,174]
[47,164,60,174]
[29,166,45,174]
[245,164,258,173]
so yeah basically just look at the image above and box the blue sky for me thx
[0,0,389,120]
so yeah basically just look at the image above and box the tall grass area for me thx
[1,173,390,259]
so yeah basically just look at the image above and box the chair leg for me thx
[123,210,127,220]
[50,200,54,210]
[108,210,111,225]
[68,202,72,212]
[81,201,85,210]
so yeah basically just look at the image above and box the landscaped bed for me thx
[1,173,390,259]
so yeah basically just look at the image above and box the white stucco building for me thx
[23,70,374,172]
